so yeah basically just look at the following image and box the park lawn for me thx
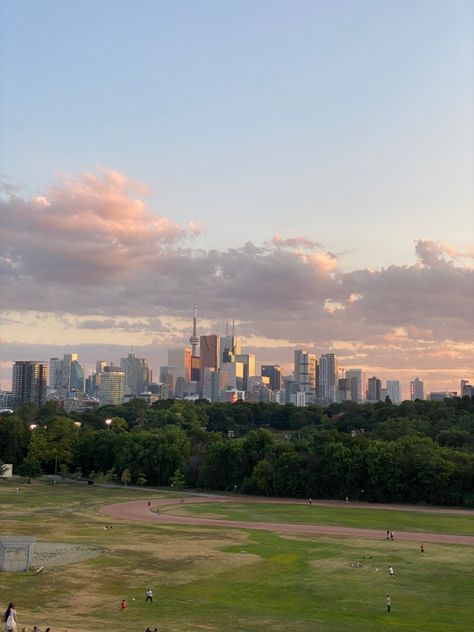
[164,500,474,536]
[0,481,473,631]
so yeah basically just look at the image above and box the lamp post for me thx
[105,418,112,430]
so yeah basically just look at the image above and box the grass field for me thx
[1,480,473,631]
[163,500,474,536]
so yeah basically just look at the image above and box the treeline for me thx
[1,397,474,507]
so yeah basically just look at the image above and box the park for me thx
[1,479,474,631]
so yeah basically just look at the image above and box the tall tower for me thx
[189,302,199,357]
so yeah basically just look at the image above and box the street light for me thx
[29,424,37,430]
[74,421,81,428]
[105,418,112,430]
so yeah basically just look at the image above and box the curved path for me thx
[101,496,474,546]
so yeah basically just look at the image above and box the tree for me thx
[170,468,185,489]
[16,457,42,483]
[121,468,131,486]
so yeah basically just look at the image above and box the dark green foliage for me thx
[9,396,474,506]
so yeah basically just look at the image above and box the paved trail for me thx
[101,496,474,546]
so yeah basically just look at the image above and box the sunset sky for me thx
[1,1,473,394]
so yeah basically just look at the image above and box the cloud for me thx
[1,170,473,390]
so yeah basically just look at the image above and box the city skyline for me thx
[1,3,472,393]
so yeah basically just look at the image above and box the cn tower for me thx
[189,302,199,356]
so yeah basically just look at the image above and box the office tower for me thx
[98,366,125,405]
[345,369,365,402]
[120,352,151,395]
[167,348,192,394]
[261,365,283,391]
[199,335,220,390]
[460,380,472,397]
[221,361,244,391]
[294,350,316,399]
[70,360,85,391]
[386,380,401,404]
[12,361,48,407]
[202,367,226,402]
[337,378,352,403]
[367,376,382,402]
[221,321,242,364]
[319,353,338,403]
[410,377,424,401]
[49,357,62,389]
[281,374,297,403]
[235,353,255,391]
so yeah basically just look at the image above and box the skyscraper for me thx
[345,369,365,402]
[49,353,84,393]
[319,353,338,403]
[189,303,200,382]
[120,352,151,395]
[261,365,283,391]
[98,366,125,405]
[386,380,401,404]
[410,377,424,400]
[294,350,316,399]
[235,353,255,391]
[12,361,48,407]
[367,376,382,402]
[167,348,192,395]
[199,335,220,391]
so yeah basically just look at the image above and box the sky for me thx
[0,0,473,395]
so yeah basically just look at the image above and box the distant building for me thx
[429,391,457,401]
[49,354,84,394]
[235,353,255,391]
[12,361,48,407]
[294,350,316,400]
[261,365,283,391]
[120,353,151,396]
[337,378,352,403]
[319,353,338,403]
[460,380,473,397]
[345,369,365,402]
[98,367,125,405]
[386,380,401,404]
[199,335,220,392]
[410,377,424,401]
[367,376,382,402]
[167,348,191,395]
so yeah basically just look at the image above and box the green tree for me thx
[170,468,185,489]
[121,468,131,486]
[16,457,42,483]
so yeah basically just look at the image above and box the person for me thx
[308,498,312,505]
[388,565,394,577]
[390,530,394,541]
[147,501,151,507]
[146,588,153,603]
[386,594,391,613]
[4,603,17,632]
[386,529,390,540]
[420,543,425,554]
[120,599,126,612]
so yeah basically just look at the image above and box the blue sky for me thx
[0,1,473,392]
[1,0,472,269]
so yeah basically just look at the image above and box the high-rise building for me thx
[337,378,352,403]
[367,376,382,402]
[167,348,192,395]
[344,369,365,402]
[235,353,255,391]
[261,365,283,391]
[98,366,125,405]
[386,380,401,404]
[12,361,48,407]
[460,380,472,397]
[318,353,338,403]
[48,357,62,389]
[49,354,84,393]
[120,352,151,395]
[410,377,424,401]
[294,350,316,399]
[221,323,242,364]
[221,361,245,391]
[199,335,220,390]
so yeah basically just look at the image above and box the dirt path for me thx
[101,496,474,546]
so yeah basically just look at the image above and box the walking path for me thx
[101,496,474,546]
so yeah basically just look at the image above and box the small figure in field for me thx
[420,543,425,554]
[148,501,151,507]
[120,599,127,612]
[386,529,390,540]
[345,496,349,503]
[145,627,151,632]
[386,594,391,613]
[390,530,394,541]
[388,565,394,577]
[146,588,153,603]
[308,497,312,505]
[4,602,17,632]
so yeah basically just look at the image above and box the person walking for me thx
[420,543,425,554]
[386,594,391,613]
[3,603,17,632]
[388,565,394,577]
[145,588,153,603]
[386,529,390,540]
[390,530,394,541]
[120,599,126,613]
